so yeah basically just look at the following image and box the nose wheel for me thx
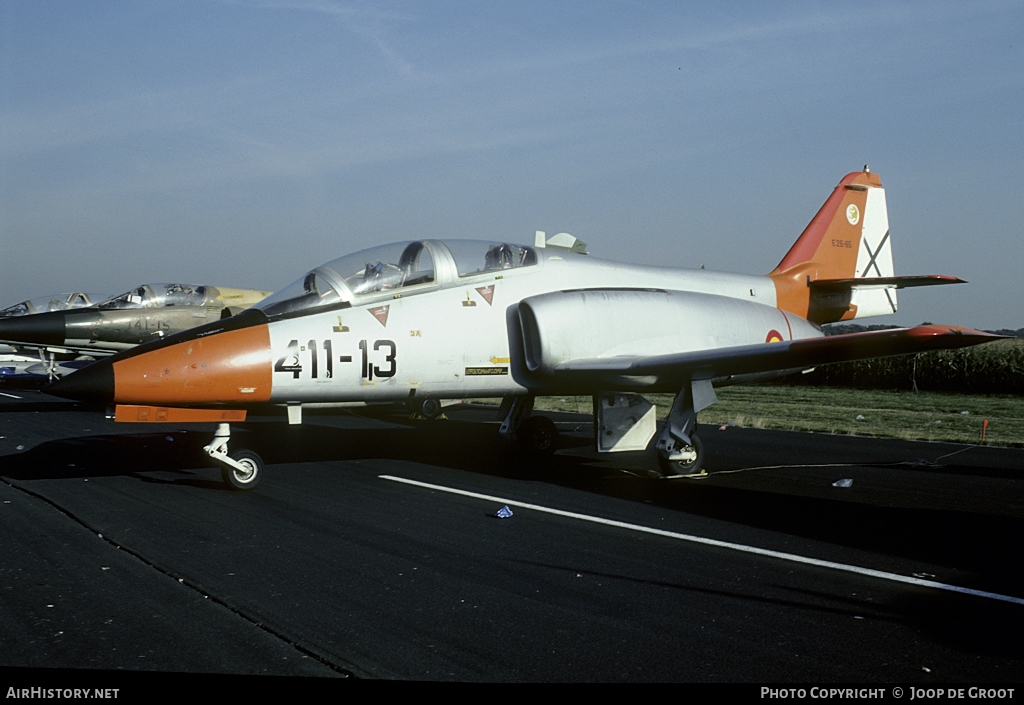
[221,449,264,490]
[204,423,265,490]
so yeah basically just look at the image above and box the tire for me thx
[222,449,264,491]
[657,432,704,477]
[416,398,442,420]
[519,416,559,455]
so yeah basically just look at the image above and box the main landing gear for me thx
[409,397,443,420]
[657,431,704,476]
[499,380,714,476]
[204,423,265,490]
[654,378,716,477]
[498,396,560,455]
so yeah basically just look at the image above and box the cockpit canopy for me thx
[97,284,208,310]
[0,292,105,317]
[448,240,535,276]
[256,240,538,318]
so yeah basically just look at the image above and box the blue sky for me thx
[2,0,1021,329]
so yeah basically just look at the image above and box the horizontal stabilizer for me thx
[811,275,966,292]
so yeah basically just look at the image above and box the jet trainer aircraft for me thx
[48,169,1001,489]
[0,283,271,378]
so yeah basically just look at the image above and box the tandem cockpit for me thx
[97,284,209,310]
[256,240,539,318]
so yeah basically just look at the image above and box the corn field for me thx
[791,338,1024,394]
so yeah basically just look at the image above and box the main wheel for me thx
[414,398,442,420]
[657,432,704,477]
[519,415,559,455]
[222,449,264,491]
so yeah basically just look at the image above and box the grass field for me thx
[526,386,1024,448]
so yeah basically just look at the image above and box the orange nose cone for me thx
[112,324,273,405]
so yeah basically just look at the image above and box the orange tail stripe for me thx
[768,170,881,322]
[771,170,880,277]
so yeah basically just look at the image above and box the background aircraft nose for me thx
[0,310,68,347]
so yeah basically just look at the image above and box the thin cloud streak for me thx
[222,0,418,76]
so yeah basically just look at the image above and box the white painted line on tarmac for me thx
[380,474,1024,607]
[0,392,22,399]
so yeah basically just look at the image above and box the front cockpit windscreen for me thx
[97,284,207,310]
[0,301,33,317]
[256,241,436,318]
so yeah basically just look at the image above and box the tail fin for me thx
[769,167,961,325]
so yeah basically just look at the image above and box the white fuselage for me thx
[263,243,820,404]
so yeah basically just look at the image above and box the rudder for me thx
[769,167,897,324]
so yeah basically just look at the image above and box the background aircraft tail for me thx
[768,167,960,325]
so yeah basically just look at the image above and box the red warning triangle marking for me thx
[476,285,494,306]
[369,305,390,327]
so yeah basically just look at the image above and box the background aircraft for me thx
[0,292,108,380]
[0,283,270,379]
[0,292,108,317]
[49,169,1001,489]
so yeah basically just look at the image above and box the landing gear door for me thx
[594,393,657,453]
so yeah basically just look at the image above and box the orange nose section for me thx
[112,324,273,405]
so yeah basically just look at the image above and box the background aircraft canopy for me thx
[97,284,207,310]
[0,292,105,317]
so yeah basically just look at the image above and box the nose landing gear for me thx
[204,423,265,490]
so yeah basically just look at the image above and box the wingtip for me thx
[909,324,1008,340]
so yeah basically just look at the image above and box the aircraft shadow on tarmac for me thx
[3,409,1023,595]
[2,405,1024,661]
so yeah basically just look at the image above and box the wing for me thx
[551,325,1003,388]
[0,340,122,357]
